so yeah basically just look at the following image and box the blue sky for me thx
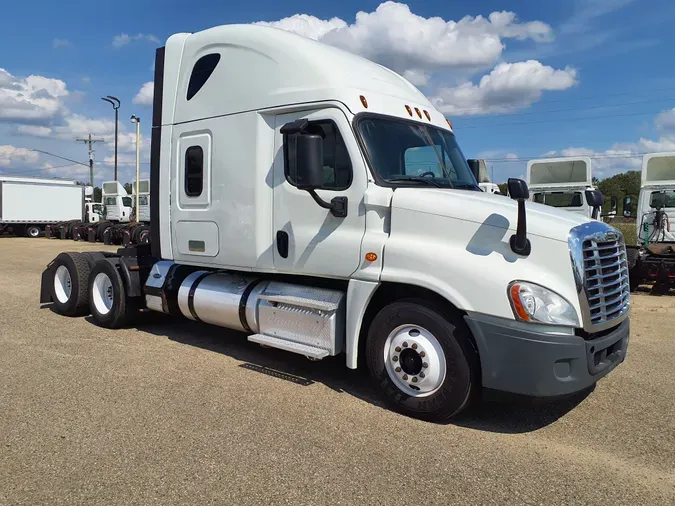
[1,0,675,184]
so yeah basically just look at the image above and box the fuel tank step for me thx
[247,334,330,360]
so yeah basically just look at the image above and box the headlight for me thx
[507,281,579,327]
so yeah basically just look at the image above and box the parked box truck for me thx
[0,176,94,238]
[39,25,630,422]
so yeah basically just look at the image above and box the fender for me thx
[345,279,380,369]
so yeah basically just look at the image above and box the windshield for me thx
[649,190,675,209]
[104,197,116,206]
[139,196,149,206]
[356,116,479,189]
[122,197,132,208]
[533,191,584,207]
[92,204,102,213]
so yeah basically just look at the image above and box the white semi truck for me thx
[626,152,675,292]
[527,157,600,218]
[39,25,630,422]
[0,176,98,238]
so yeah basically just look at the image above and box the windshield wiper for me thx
[385,177,443,188]
[452,182,482,191]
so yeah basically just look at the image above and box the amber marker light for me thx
[365,252,378,262]
[509,284,531,322]
[423,110,431,121]
[414,107,422,118]
[360,95,368,108]
[446,119,453,128]
[405,105,413,116]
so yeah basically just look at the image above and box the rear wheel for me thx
[88,260,138,328]
[25,225,41,238]
[50,252,92,316]
[366,298,479,422]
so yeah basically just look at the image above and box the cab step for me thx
[248,333,330,360]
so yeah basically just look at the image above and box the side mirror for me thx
[623,196,633,217]
[650,192,666,210]
[507,178,529,200]
[295,134,324,190]
[585,189,603,220]
[610,196,618,213]
[507,178,531,256]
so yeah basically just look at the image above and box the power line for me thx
[444,85,675,116]
[457,97,675,121]
[459,109,668,129]
[482,152,655,163]
[29,149,88,167]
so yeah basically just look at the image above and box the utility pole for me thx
[76,134,105,186]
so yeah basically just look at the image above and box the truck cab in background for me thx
[102,181,133,223]
[626,152,675,292]
[131,179,151,223]
[527,157,600,218]
[40,24,631,422]
[467,158,504,195]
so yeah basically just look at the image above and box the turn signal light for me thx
[365,252,378,262]
[360,95,368,108]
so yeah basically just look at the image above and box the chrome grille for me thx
[582,238,630,325]
[569,222,630,332]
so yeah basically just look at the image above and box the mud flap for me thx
[40,264,54,303]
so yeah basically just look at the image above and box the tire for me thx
[88,259,138,329]
[137,227,150,244]
[50,252,92,317]
[25,225,41,238]
[81,251,107,270]
[626,248,640,292]
[366,298,479,422]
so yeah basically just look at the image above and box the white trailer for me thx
[40,24,630,422]
[0,176,93,237]
[526,157,600,218]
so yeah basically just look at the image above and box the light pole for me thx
[101,95,120,181]
[130,115,141,221]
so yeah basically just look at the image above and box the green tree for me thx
[123,182,133,194]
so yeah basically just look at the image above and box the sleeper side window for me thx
[185,146,204,197]
[284,120,352,191]
[186,54,221,101]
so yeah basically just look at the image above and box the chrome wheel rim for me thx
[92,272,114,315]
[384,324,446,397]
[54,265,72,303]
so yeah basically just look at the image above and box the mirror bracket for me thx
[308,190,348,218]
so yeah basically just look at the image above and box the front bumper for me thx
[464,314,630,397]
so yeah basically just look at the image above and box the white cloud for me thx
[431,60,578,115]
[256,2,554,75]
[52,38,71,49]
[0,145,40,168]
[132,82,153,106]
[0,68,69,123]
[81,76,91,84]
[16,125,52,136]
[112,33,161,49]
[655,108,675,133]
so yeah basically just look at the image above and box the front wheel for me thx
[366,299,479,422]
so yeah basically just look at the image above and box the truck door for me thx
[273,108,367,278]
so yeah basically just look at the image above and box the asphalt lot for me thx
[1,237,674,505]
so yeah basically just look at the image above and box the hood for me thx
[391,188,591,243]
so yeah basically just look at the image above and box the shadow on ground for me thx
[34,308,594,434]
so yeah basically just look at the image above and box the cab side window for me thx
[285,121,352,191]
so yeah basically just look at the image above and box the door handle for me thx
[276,230,289,258]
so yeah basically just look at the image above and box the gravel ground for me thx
[0,237,674,505]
